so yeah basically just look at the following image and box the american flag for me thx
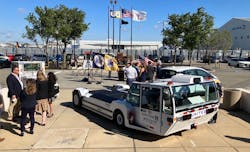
[122,9,132,18]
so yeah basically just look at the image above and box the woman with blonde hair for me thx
[20,79,37,136]
[36,70,48,126]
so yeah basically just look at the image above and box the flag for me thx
[104,54,119,71]
[121,19,128,25]
[132,9,147,22]
[122,9,132,18]
[93,53,104,69]
[110,10,121,18]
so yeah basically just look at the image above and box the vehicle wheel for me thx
[73,91,82,107]
[114,111,124,127]
[236,64,239,68]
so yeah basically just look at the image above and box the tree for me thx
[162,14,187,64]
[53,5,89,68]
[196,8,214,60]
[162,8,214,65]
[24,5,89,68]
[183,8,214,65]
[205,29,232,60]
[24,6,56,64]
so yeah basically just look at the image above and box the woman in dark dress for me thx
[139,63,147,82]
[20,79,37,136]
[47,72,58,118]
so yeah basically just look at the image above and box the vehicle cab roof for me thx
[160,66,205,72]
[134,74,214,87]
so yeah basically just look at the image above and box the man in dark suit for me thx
[6,65,23,121]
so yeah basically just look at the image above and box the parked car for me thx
[176,54,185,63]
[32,54,47,61]
[0,54,9,60]
[56,54,63,63]
[13,54,29,61]
[160,56,173,63]
[7,54,14,61]
[228,58,250,68]
[202,55,220,63]
[148,54,158,61]
[0,57,11,68]
[156,66,222,97]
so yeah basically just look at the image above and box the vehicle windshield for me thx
[172,82,218,112]
[23,63,41,71]
[159,70,177,79]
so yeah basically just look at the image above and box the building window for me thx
[241,36,243,39]
[235,37,237,40]
[247,35,250,39]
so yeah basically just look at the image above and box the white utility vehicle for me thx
[12,61,45,83]
[73,75,219,136]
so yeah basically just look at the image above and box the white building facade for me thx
[220,18,250,50]
[77,40,162,51]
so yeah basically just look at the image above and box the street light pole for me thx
[56,30,59,69]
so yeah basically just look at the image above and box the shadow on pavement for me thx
[60,101,168,141]
[225,135,250,143]
[1,121,20,136]
[227,110,250,124]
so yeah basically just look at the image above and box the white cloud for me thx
[17,7,27,14]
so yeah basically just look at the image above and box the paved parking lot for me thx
[0,62,249,152]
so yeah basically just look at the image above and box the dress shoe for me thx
[30,130,34,134]
[39,123,46,126]
[20,132,24,136]
[47,113,54,118]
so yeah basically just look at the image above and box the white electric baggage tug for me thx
[72,74,220,136]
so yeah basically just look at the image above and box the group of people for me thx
[124,60,162,86]
[0,65,59,139]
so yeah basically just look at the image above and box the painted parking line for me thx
[54,71,62,75]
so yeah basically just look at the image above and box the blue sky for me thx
[0,0,250,43]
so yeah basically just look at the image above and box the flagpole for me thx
[108,6,110,53]
[119,7,121,53]
[112,4,115,54]
[130,7,133,61]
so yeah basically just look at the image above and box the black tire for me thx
[73,91,82,107]
[114,111,124,127]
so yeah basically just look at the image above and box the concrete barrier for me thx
[0,88,10,111]
[222,88,250,113]
[238,88,250,113]
[222,89,242,110]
